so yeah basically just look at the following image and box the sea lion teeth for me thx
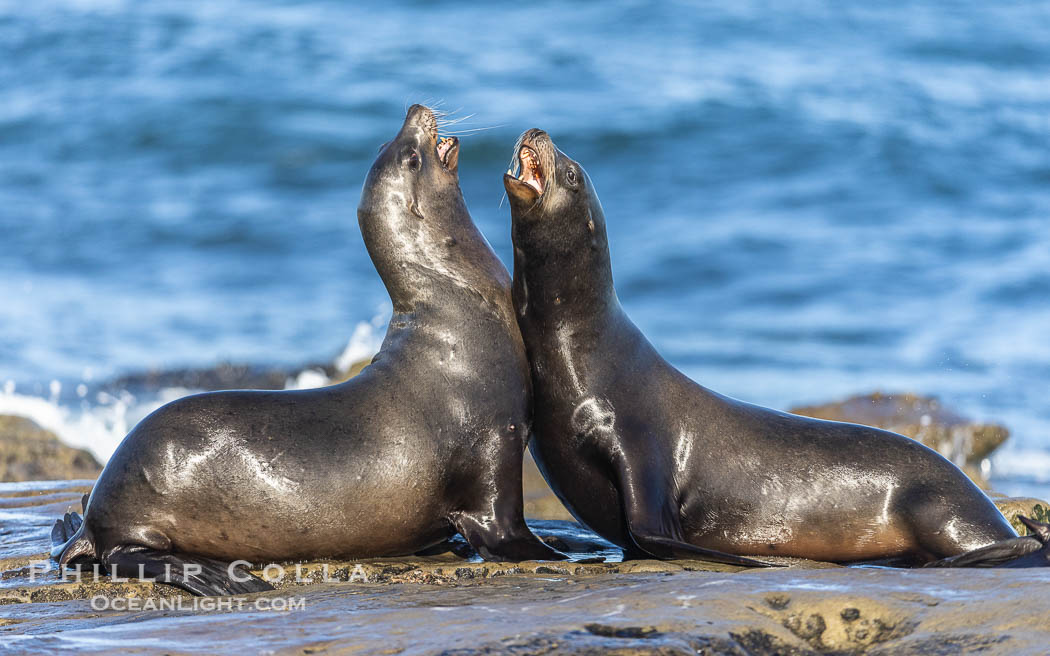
[515,146,544,194]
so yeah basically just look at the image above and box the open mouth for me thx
[437,136,459,170]
[517,146,545,195]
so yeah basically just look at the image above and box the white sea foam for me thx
[334,316,386,373]
[287,317,385,390]
[283,368,330,390]
[0,383,139,462]
[991,449,1050,483]
[0,381,205,462]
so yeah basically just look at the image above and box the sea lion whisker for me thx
[507,132,527,178]
[440,125,504,135]
[414,98,444,113]
[434,111,474,126]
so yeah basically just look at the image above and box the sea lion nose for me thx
[400,104,436,141]
[405,104,432,124]
[524,128,549,144]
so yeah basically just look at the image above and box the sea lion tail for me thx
[51,512,97,567]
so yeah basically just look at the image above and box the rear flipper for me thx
[50,511,83,550]
[50,512,93,564]
[924,516,1050,568]
[105,546,274,596]
[50,494,90,560]
[50,499,272,595]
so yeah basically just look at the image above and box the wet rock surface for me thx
[0,416,101,483]
[3,481,1049,654]
[4,562,1048,654]
[790,392,1009,483]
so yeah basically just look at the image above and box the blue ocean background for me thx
[1,1,1048,495]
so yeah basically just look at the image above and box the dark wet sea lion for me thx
[502,128,1023,567]
[51,106,564,596]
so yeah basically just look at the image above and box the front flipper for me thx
[615,454,772,568]
[449,428,568,562]
[452,512,568,562]
[105,547,274,596]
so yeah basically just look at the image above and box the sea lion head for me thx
[503,128,606,242]
[504,129,612,309]
[359,104,461,225]
[359,105,479,309]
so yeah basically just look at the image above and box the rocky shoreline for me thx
[2,480,1049,654]
[2,364,1047,654]
[0,416,101,483]
[7,568,1050,654]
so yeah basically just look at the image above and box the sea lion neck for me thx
[510,199,618,328]
[358,143,513,318]
[358,105,498,316]
[365,201,512,318]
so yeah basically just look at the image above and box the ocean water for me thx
[1,1,1048,494]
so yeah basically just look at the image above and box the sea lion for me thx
[50,106,564,596]
[502,128,1028,567]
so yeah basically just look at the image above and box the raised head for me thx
[359,106,503,312]
[504,129,615,314]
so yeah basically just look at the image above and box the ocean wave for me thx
[333,314,386,373]
[991,449,1050,484]
[0,382,143,462]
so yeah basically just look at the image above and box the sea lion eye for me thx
[407,151,421,170]
[566,168,578,186]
